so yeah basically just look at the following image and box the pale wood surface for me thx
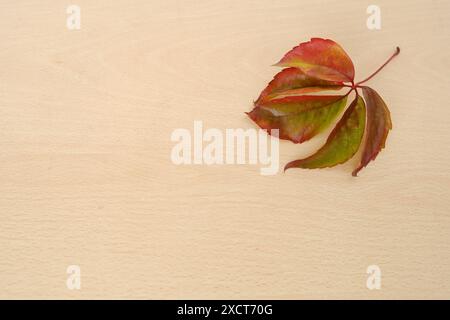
[1,0,449,299]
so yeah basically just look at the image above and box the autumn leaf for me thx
[247,38,399,176]
[248,94,348,143]
[284,95,365,170]
[274,38,355,82]
[352,87,392,176]
[255,67,343,105]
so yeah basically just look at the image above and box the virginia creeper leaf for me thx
[274,38,355,82]
[247,94,348,143]
[352,87,392,176]
[284,95,366,170]
[248,38,399,176]
[255,67,343,105]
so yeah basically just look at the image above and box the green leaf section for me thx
[248,95,348,143]
[285,95,366,170]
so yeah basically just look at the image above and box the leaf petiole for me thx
[355,47,400,86]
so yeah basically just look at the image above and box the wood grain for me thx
[0,0,449,299]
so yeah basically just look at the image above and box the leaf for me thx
[255,67,343,105]
[284,95,366,170]
[247,39,400,176]
[247,94,348,143]
[275,38,355,82]
[352,87,392,176]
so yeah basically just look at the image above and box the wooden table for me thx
[1,0,449,299]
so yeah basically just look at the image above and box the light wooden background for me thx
[1,0,449,299]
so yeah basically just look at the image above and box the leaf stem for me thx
[356,47,400,86]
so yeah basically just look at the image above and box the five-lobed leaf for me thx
[248,94,348,143]
[352,87,392,176]
[284,95,366,170]
[275,38,355,82]
[248,38,398,176]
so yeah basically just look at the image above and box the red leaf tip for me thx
[284,160,300,172]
